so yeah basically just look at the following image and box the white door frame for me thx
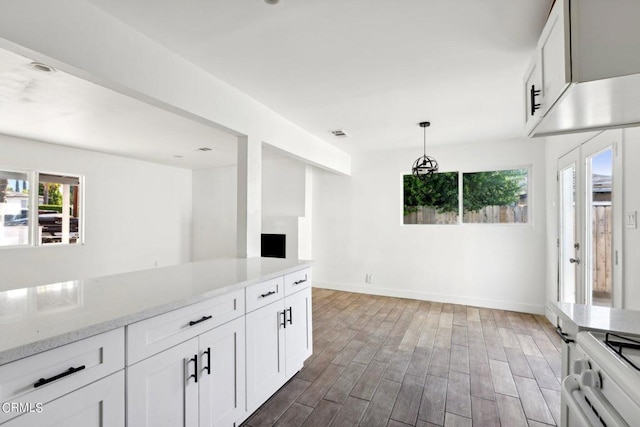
[556,130,623,307]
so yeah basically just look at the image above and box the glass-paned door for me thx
[585,146,613,306]
[558,148,580,304]
[558,132,617,307]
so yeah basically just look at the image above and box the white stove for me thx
[562,331,640,426]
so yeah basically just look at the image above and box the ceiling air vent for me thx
[196,147,212,152]
[329,130,348,138]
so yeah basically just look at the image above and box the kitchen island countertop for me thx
[0,257,312,365]
[551,301,640,335]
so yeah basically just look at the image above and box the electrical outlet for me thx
[365,273,374,284]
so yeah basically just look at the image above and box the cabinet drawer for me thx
[284,268,311,296]
[245,277,283,313]
[127,289,244,365]
[3,370,125,427]
[0,328,124,424]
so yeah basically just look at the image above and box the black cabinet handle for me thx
[555,326,574,344]
[530,84,541,116]
[287,307,293,325]
[188,354,198,383]
[260,290,277,298]
[280,310,287,329]
[202,348,211,375]
[293,275,307,285]
[189,315,212,326]
[34,365,85,388]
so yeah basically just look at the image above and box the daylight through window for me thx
[0,170,30,247]
[462,169,528,224]
[402,168,529,225]
[38,174,82,245]
[403,172,459,225]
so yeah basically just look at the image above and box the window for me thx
[38,174,82,245]
[0,169,82,247]
[403,172,459,224]
[462,169,528,224]
[0,170,30,247]
[402,168,529,225]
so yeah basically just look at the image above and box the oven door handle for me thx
[561,375,593,426]
[561,374,628,427]
[555,326,574,344]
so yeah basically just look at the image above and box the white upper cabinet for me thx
[525,0,640,136]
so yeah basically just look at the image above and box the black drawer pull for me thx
[293,276,307,285]
[189,315,212,326]
[260,290,276,298]
[287,307,293,325]
[555,326,574,344]
[34,365,86,388]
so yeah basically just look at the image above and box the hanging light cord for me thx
[423,124,427,157]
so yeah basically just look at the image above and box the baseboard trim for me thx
[314,281,545,315]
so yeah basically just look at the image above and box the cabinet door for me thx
[523,58,542,134]
[539,0,571,114]
[199,316,246,427]
[127,338,199,427]
[284,287,313,379]
[4,371,124,427]
[245,299,286,413]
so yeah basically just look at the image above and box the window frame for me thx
[460,165,532,226]
[0,167,85,249]
[35,171,85,247]
[400,164,533,226]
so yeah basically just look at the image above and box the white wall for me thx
[262,158,306,218]
[622,127,640,310]
[191,166,237,260]
[0,134,192,291]
[313,138,547,314]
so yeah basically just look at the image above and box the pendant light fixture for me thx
[412,121,439,177]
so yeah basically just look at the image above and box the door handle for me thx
[202,347,211,375]
[569,257,580,264]
[188,354,198,383]
[530,84,541,116]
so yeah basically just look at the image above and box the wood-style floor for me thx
[242,288,562,427]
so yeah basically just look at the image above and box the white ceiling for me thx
[0,48,241,169]
[0,0,553,168]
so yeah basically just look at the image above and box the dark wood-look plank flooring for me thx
[242,289,562,427]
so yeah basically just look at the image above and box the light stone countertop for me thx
[0,257,312,365]
[550,301,640,336]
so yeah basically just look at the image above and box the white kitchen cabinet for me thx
[284,286,312,378]
[523,0,569,129]
[245,270,313,414]
[523,58,543,136]
[127,316,245,427]
[525,0,640,136]
[3,371,125,427]
[127,338,199,427]
[199,316,246,427]
[245,298,286,413]
[537,0,570,117]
